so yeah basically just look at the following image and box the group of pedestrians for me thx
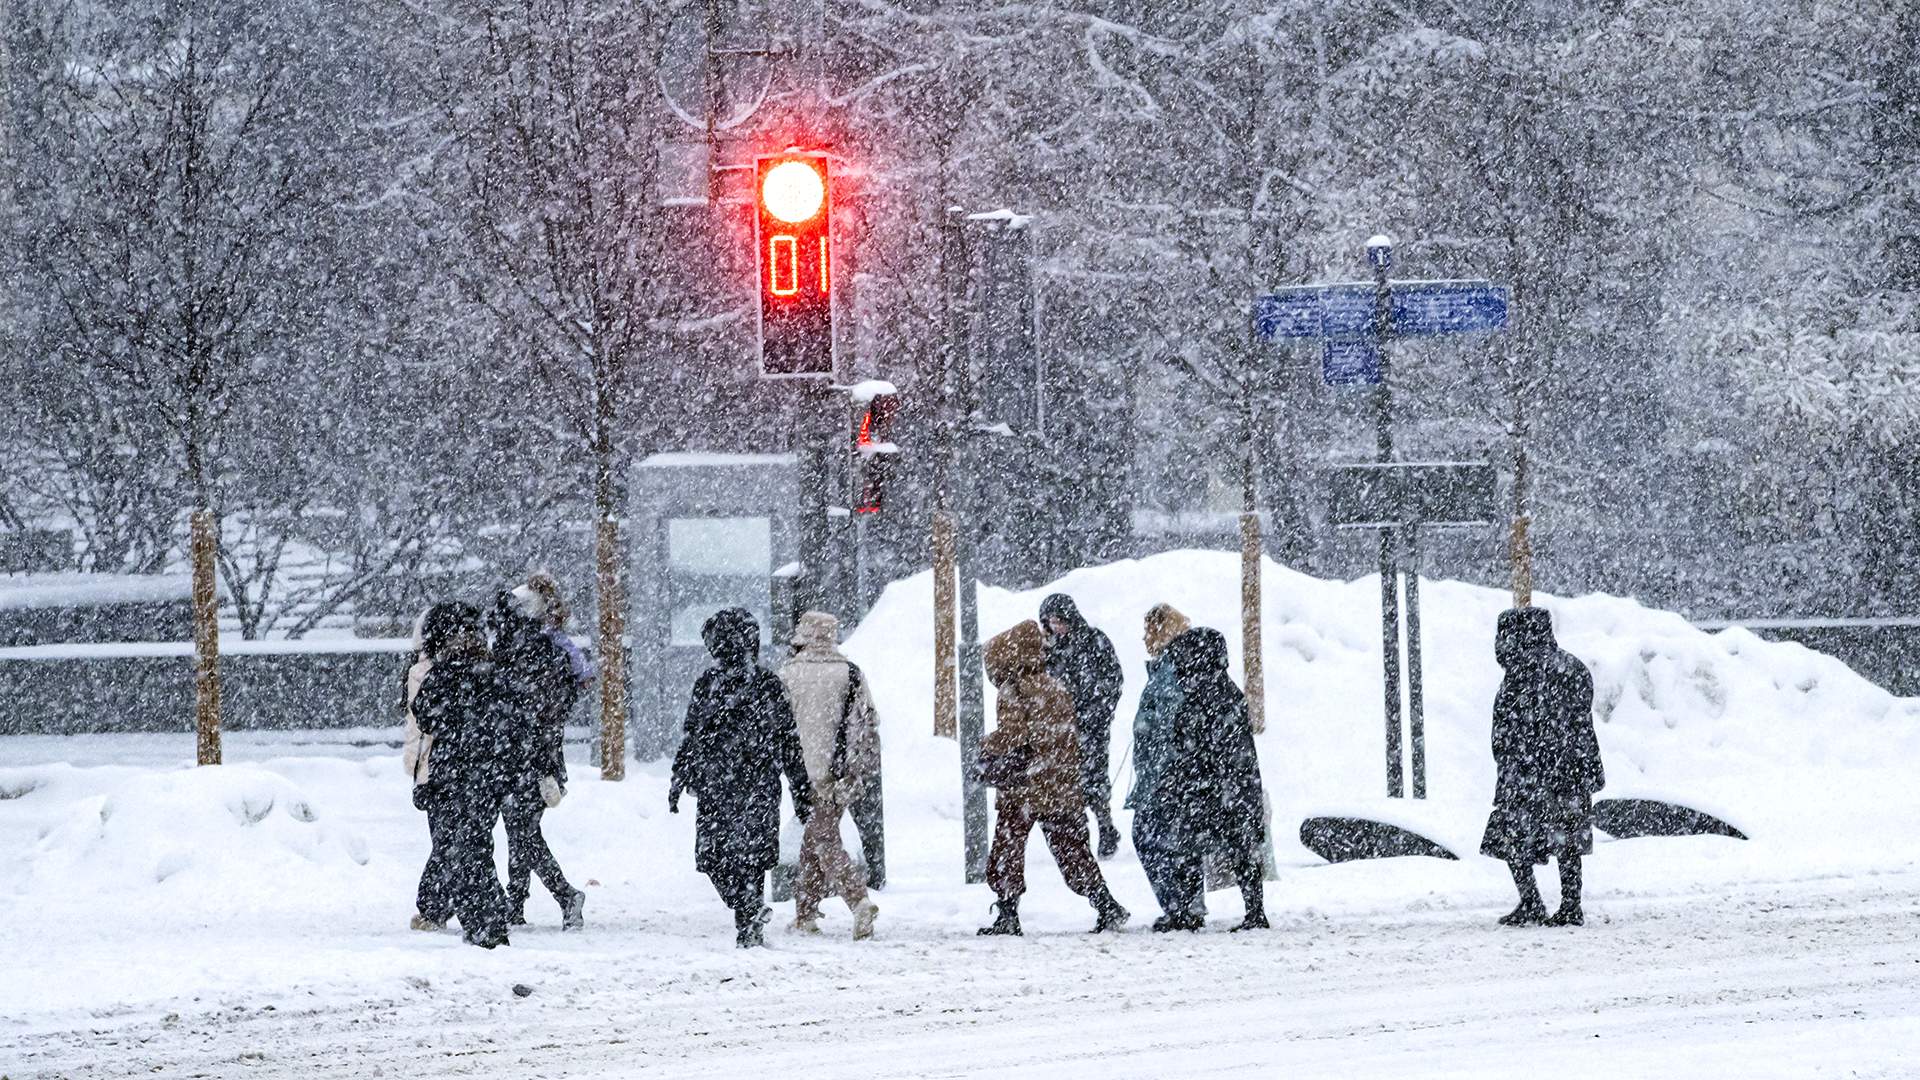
[973,596,1268,936]
[402,574,591,948]
[400,571,1605,948]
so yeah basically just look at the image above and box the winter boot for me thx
[1233,883,1269,932]
[1090,887,1131,934]
[1152,913,1204,933]
[735,905,772,949]
[791,911,822,935]
[1094,808,1121,860]
[561,889,587,932]
[410,914,446,932]
[1499,899,1549,927]
[977,899,1023,937]
[463,925,510,949]
[505,891,529,927]
[852,899,880,941]
[1545,901,1585,927]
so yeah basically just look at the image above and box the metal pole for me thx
[1404,524,1426,799]
[956,511,989,883]
[1368,235,1403,798]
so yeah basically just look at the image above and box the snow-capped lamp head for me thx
[1366,233,1394,271]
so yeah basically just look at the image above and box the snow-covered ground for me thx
[5,552,1920,1078]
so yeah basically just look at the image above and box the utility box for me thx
[629,453,800,759]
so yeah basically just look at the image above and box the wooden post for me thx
[191,509,222,766]
[931,510,958,738]
[1240,510,1266,735]
[1510,515,1533,609]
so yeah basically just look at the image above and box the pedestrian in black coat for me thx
[410,602,524,949]
[1040,593,1124,858]
[1156,628,1268,932]
[1480,607,1605,927]
[489,590,587,932]
[670,608,814,948]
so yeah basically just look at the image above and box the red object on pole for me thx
[755,151,835,379]
[854,392,898,514]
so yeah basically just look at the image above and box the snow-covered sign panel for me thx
[1256,280,1511,385]
[1326,461,1499,528]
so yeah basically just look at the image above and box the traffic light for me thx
[755,151,835,379]
[854,391,899,514]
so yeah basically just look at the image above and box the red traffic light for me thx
[755,152,834,379]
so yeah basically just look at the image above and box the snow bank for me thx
[846,551,1920,880]
[2,762,372,918]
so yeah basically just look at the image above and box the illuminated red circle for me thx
[762,160,825,223]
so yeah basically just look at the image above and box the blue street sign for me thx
[1256,280,1510,341]
[1391,281,1508,336]
[1323,338,1381,385]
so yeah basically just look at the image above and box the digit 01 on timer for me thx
[755,151,835,379]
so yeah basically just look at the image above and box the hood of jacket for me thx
[985,620,1049,688]
[1143,603,1192,659]
[1495,607,1557,670]
[421,601,485,662]
[1039,593,1089,635]
[703,607,761,668]
[1165,626,1231,687]
[790,610,843,657]
[489,590,544,650]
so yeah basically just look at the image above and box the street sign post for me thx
[1255,242,1513,799]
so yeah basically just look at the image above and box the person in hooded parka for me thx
[488,586,587,932]
[976,619,1130,936]
[408,601,522,949]
[1126,603,1196,929]
[1039,593,1125,858]
[1156,627,1268,932]
[1480,607,1605,927]
[402,607,451,932]
[671,608,814,948]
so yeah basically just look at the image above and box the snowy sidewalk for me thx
[7,869,1918,1079]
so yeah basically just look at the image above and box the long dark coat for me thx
[411,655,525,814]
[1040,594,1123,801]
[1479,607,1605,865]
[1158,628,1265,859]
[489,597,578,787]
[671,609,813,878]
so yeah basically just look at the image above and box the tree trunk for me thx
[192,508,222,766]
[594,446,627,781]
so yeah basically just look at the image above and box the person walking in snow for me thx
[1481,607,1605,928]
[402,608,452,932]
[976,619,1130,936]
[778,611,882,940]
[489,585,587,932]
[671,608,815,948]
[409,601,522,949]
[1126,603,1197,930]
[1155,627,1268,932]
[1040,594,1125,859]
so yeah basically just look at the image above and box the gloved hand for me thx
[668,780,683,814]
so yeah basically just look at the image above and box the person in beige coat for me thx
[778,611,882,939]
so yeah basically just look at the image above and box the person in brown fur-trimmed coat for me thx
[975,620,1130,936]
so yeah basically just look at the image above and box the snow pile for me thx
[846,551,1920,878]
[3,762,371,917]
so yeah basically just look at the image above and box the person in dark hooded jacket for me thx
[489,589,587,932]
[670,608,814,948]
[1040,593,1124,858]
[409,601,522,948]
[1155,628,1268,932]
[1480,607,1605,927]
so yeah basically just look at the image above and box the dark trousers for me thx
[987,799,1104,902]
[708,866,766,927]
[503,791,572,913]
[1167,838,1262,920]
[1133,803,1198,917]
[851,772,885,888]
[442,796,509,938]
[416,796,455,922]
